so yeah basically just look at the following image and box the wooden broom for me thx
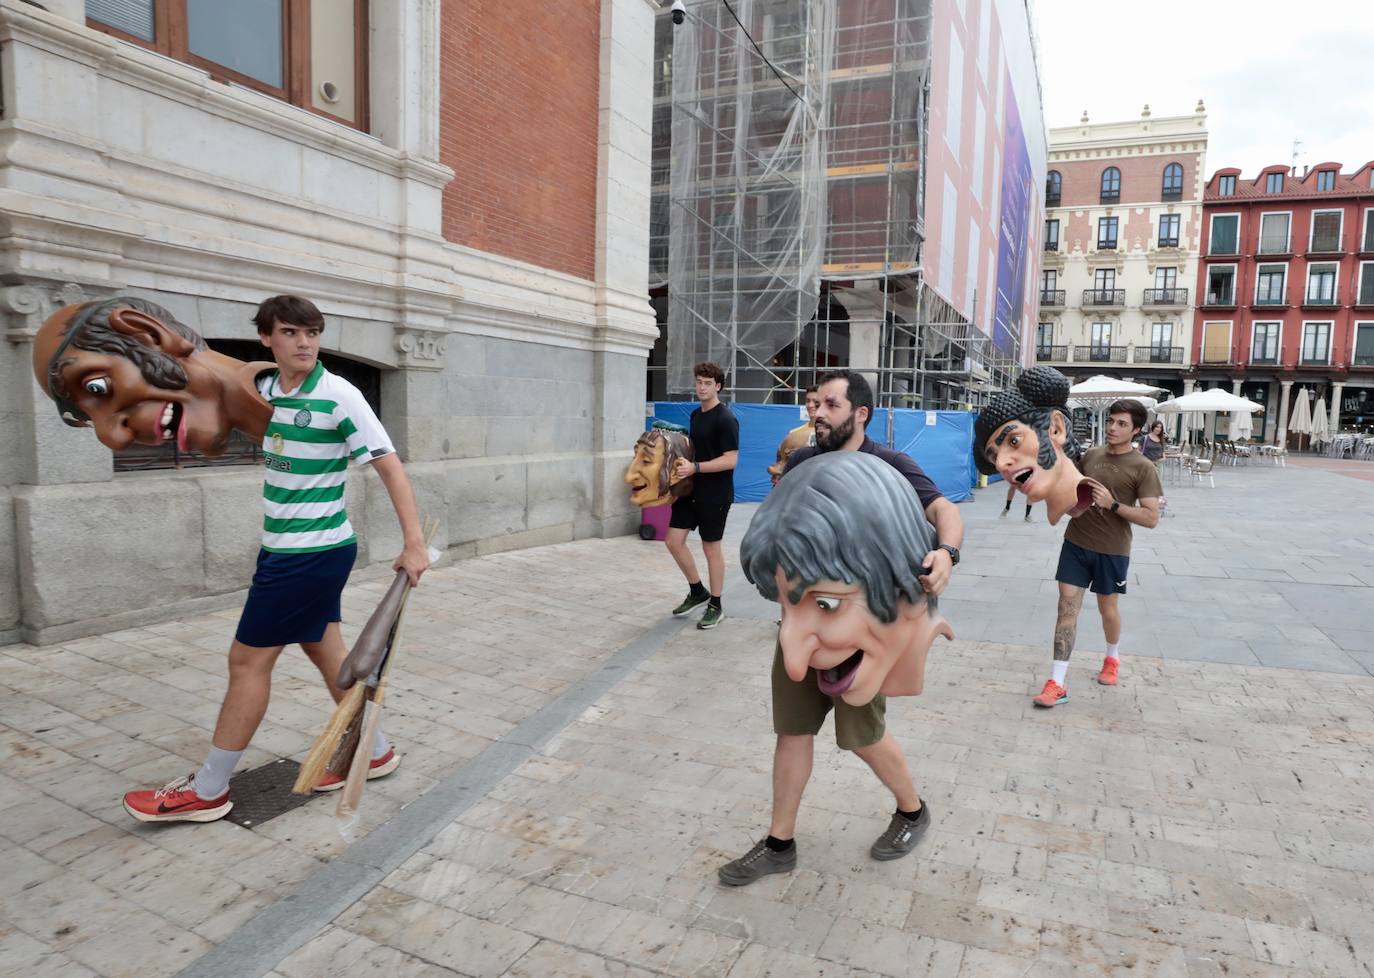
[292,519,435,795]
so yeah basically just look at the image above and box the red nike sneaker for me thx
[313,748,401,792]
[123,774,232,823]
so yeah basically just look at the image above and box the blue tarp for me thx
[647,403,975,503]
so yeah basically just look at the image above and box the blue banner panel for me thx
[647,403,976,504]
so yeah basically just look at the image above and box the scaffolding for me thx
[651,0,1019,411]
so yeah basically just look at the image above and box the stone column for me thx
[1231,379,1243,395]
[1277,380,1293,445]
[589,0,659,538]
[849,320,882,395]
[1330,381,1344,433]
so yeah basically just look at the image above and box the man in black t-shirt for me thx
[666,361,740,629]
[718,369,965,886]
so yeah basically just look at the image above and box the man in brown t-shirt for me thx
[1034,399,1162,707]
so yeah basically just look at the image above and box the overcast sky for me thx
[1034,0,1374,178]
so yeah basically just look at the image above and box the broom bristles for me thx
[293,682,367,794]
[294,515,437,798]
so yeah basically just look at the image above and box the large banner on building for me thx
[993,74,1032,356]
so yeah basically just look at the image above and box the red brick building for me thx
[1193,162,1374,442]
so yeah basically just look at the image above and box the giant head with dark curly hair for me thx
[976,367,1096,524]
[32,297,273,457]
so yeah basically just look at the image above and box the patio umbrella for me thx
[1156,389,1264,446]
[1068,376,1167,445]
[1287,387,1312,449]
[1228,408,1254,442]
[1311,396,1330,448]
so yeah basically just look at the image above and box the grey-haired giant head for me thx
[740,451,953,705]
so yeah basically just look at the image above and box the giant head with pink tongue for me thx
[32,297,273,458]
[740,450,953,706]
[975,366,1100,525]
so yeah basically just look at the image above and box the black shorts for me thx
[669,496,731,542]
[1056,540,1129,595]
[235,542,356,647]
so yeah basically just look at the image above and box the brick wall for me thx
[439,0,600,280]
[1052,151,1203,209]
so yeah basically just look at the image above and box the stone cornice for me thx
[0,0,452,188]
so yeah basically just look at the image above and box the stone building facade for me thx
[0,0,658,643]
[1037,105,1208,401]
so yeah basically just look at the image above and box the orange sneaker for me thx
[1032,679,1068,708]
[313,748,401,792]
[1097,657,1120,686]
[123,774,232,823]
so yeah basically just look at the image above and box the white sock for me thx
[371,727,390,760]
[1051,661,1069,686]
[1106,643,1121,662]
[193,745,243,799]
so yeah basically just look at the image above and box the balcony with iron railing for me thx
[1044,239,1059,252]
[1204,290,1237,309]
[1040,289,1066,308]
[1046,191,1062,207]
[1156,236,1180,249]
[1299,353,1332,366]
[1199,348,1235,365]
[1087,345,1128,363]
[1036,345,1068,362]
[1100,189,1120,204]
[1301,289,1339,310]
[1257,234,1292,257]
[1306,234,1346,257]
[1354,351,1374,366]
[1355,286,1374,309]
[1253,290,1290,309]
[1082,289,1125,308]
[1142,288,1188,307]
[1134,346,1185,365]
[1249,348,1279,366]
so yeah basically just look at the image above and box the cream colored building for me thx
[1037,105,1208,401]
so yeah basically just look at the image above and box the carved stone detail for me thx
[3,281,96,342]
[394,329,448,368]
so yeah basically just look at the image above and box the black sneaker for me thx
[672,591,710,616]
[870,803,931,861]
[718,839,797,886]
[697,605,724,629]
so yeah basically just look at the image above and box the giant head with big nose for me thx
[32,297,273,456]
[740,450,953,706]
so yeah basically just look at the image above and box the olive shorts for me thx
[771,642,886,750]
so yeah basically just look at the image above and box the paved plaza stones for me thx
[2,459,1374,977]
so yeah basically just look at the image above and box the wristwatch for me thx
[937,543,960,566]
[1109,500,1121,514]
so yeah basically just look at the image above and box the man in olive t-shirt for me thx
[1033,400,1162,708]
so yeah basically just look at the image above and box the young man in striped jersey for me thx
[123,296,429,823]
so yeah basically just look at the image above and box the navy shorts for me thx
[669,497,732,543]
[234,542,357,648]
[1056,540,1129,595]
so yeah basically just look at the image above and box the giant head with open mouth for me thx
[623,425,694,508]
[975,366,1098,525]
[740,450,954,706]
[33,297,273,457]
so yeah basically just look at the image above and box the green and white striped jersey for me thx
[256,362,393,553]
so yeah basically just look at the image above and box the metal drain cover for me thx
[223,758,315,828]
